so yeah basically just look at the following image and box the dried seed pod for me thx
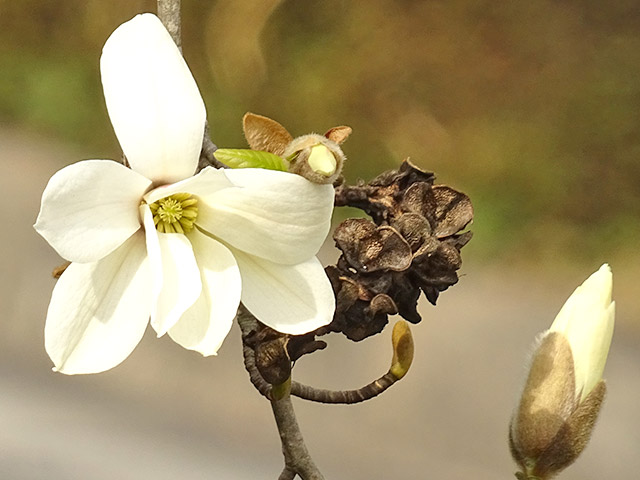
[333,219,412,273]
[325,159,473,341]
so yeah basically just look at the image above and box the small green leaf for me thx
[214,148,289,171]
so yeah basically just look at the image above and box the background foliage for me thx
[1,3,639,478]
[1,0,639,265]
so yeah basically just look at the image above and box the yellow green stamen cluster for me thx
[149,193,198,234]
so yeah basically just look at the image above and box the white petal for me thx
[233,249,335,335]
[44,232,151,375]
[549,263,615,400]
[101,13,206,184]
[34,160,151,263]
[168,229,241,355]
[197,169,334,264]
[141,204,163,315]
[150,232,202,336]
[143,166,232,205]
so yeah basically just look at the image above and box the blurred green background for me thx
[2,0,639,267]
[2,2,639,479]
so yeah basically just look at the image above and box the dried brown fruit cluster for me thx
[321,160,473,341]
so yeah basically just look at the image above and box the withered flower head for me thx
[323,159,473,341]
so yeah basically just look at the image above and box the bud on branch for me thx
[510,264,615,479]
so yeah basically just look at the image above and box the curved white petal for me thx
[143,166,232,205]
[101,13,206,184]
[168,228,241,355]
[550,264,615,400]
[44,232,151,375]
[141,204,163,314]
[197,169,334,265]
[34,160,151,263]
[150,232,202,336]
[233,249,335,335]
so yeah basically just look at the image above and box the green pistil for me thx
[149,193,198,234]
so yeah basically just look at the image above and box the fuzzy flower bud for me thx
[284,133,346,184]
[509,264,615,480]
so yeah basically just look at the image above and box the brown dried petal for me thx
[422,286,440,305]
[353,270,394,298]
[431,185,474,238]
[445,231,474,250]
[396,158,436,187]
[324,125,352,145]
[401,182,432,217]
[393,278,422,324]
[432,242,463,271]
[335,277,360,312]
[392,212,432,251]
[411,243,463,287]
[242,112,293,155]
[334,218,412,273]
[331,300,390,341]
[254,336,292,385]
[286,334,327,362]
[368,293,398,316]
[412,236,442,263]
[339,275,373,303]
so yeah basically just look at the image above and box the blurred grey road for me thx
[1,127,638,479]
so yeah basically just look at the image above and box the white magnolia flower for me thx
[548,263,615,401]
[34,13,336,375]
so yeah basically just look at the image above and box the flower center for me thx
[149,193,198,234]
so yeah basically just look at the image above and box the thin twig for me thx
[238,306,324,479]
[238,307,401,404]
[271,392,325,480]
[237,306,273,398]
[157,0,182,51]
[198,121,228,171]
[157,0,225,172]
[278,467,296,480]
[291,373,398,404]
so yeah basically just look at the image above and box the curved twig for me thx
[291,373,398,404]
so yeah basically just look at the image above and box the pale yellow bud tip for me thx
[549,263,614,401]
[390,320,414,379]
[307,144,337,176]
